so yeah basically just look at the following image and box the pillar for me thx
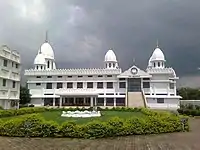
[53,98,55,106]
[114,98,116,107]
[90,97,93,107]
[59,96,62,107]
[73,97,76,105]
[104,98,106,106]
[84,97,86,106]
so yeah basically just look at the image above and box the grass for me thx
[0,111,144,124]
[39,111,143,124]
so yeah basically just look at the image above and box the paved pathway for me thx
[0,118,199,150]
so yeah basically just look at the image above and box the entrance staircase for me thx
[127,91,146,108]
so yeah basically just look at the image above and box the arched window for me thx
[47,61,50,68]
[109,63,111,68]
[158,62,160,67]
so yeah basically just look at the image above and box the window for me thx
[46,83,52,89]
[36,66,38,69]
[154,63,156,67]
[3,59,7,67]
[157,98,164,103]
[16,64,18,68]
[119,78,125,81]
[98,75,103,77]
[12,62,14,67]
[97,82,103,89]
[116,98,125,106]
[97,98,104,106]
[78,76,83,78]
[143,82,150,88]
[143,78,150,80]
[47,61,50,68]
[3,79,6,86]
[77,82,83,88]
[88,75,93,77]
[170,83,174,89]
[107,75,112,77]
[106,93,114,95]
[106,98,114,106]
[67,76,72,78]
[57,83,63,89]
[57,76,62,78]
[87,82,93,88]
[107,82,113,89]
[12,81,16,88]
[36,83,41,86]
[67,82,73,88]
[119,82,126,88]
[158,62,160,67]
[109,63,111,68]
[41,66,43,69]
[47,76,52,78]
[36,76,41,78]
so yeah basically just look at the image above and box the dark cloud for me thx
[1,0,200,86]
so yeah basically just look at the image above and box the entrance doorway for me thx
[128,78,141,92]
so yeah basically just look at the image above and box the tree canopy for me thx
[20,86,31,105]
[177,87,200,100]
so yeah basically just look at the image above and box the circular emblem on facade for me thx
[131,67,138,75]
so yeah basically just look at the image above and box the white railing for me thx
[180,100,200,106]
[147,103,179,110]
[142,90,147,107]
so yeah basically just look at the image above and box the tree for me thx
[177,87,200,100]
[20,86,31,105]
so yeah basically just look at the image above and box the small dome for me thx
[151,47,165,61]
[104,49,117,62]
[40,42,54,59]
[34,52,46,65]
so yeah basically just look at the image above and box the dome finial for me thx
[156,39,159,48]
[45,30,48,42]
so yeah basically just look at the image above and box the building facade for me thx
[24,39,181,110]
[0,45,21,109]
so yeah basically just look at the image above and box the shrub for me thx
[0,107,46,118]
[0,108,189,139]
[178,108,200,116]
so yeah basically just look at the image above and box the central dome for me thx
[40,42,54,60]
[151,47,165,61]
[104,49,117,62]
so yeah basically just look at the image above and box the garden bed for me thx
[0,107,189,139]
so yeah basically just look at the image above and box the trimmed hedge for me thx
[0,107,46,118]
[0,108,189,139]
[178,108,200,116]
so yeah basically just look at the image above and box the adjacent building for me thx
[24,37,181,110]
[0,45,21,109]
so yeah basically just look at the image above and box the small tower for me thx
[104,49,119,69]
[34,51,46,70]
[148,42,165,69]
[39,31,56,70]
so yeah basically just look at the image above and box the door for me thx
[128,78,141,92]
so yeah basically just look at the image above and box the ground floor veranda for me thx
[43,96,126,107]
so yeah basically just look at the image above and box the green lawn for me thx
[40,111,144,124]
[0,111,144,125]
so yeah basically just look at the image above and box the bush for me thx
[0,109,189,139]
[0,107,46,118]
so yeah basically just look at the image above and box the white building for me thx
[24,38,181,110]
[0,45,21,109]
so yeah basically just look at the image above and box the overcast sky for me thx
[1,0,200,87]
